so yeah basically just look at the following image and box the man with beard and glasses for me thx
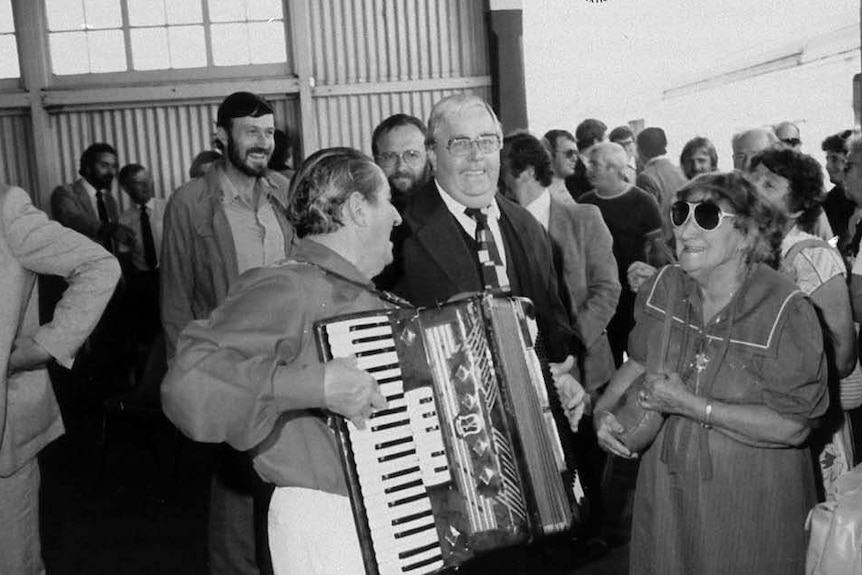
[161,91,295,575]
[371,113,430,208]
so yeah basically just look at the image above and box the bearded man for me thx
[160,91,295,575]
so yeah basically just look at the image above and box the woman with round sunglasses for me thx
[749,147,858,499]
[593,172,827,574]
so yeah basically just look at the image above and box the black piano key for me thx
[393,521,436,540]
[356,346,396,358]
[389,492,428,508]
[403,553,444,572]
[347,320,389,331]
[352,333,394,344]
[392,508,433,526]
[377,448,416,463]
[372,419,410,432]
[371,405,408,419]
[398,541,440,560]
[384,478,423,495]
[366,362,401,374]
[382,466,421,481]
[375,435,413,450]
[378,375,403,385]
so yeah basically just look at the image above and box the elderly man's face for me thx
[551,137,578,179]
[429,105,501,209]
[375,124,429,195]
[587,155,622,195]
[732,134,770,172]
[362,172,403,278]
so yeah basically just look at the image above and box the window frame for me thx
[43,0,292,87]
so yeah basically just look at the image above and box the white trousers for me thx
[268,487,364,575]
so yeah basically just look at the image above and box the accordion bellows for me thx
[315,294,582,575]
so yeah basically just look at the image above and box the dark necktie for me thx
[139,204,158,269]
[464,207,510,291]
[95,190,110,224]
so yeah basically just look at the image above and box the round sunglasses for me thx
[671,200,736,232]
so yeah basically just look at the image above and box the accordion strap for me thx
[291,260,414,309]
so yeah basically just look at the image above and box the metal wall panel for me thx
[313,86,492,153]
[50,97,300,211]
[0,110,37,193]
[309,0,489,85]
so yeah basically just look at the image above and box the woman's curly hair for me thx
[287,147,385,237]
[676,171,787,269]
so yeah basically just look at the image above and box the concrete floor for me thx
[39,382,629,575]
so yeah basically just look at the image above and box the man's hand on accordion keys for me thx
[323,355,388,429]
[549,355,587,432]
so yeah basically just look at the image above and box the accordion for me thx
[314,293,585,575]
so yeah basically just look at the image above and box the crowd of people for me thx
[1,87,861,575]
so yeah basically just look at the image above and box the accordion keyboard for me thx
[326,317,447,575]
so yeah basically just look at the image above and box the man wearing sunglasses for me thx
[371,114,431,207]
[544,129,580,195]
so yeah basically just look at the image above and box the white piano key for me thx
[367,498,431,529]
[371,527,439,567]
[323,316,391,333]
[357,351,399,371]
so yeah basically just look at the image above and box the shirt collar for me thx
[81,178,99,198]
[434,179,501,221]
[294,237,373,286]
[523,189,551,229]
[645,154,668,167]
[213,159,280,206]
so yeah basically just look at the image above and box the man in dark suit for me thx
[51,142,135,253]
[379,94,586,571]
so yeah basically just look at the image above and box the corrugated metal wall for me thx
[309,0,491,154]
[309,0,489,85]
[314,87,492,151]
[0,110,37,193]
[50,97,300,211]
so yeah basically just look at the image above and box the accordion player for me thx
[315,293,587,575]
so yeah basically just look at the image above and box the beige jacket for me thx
[0,185,119,476]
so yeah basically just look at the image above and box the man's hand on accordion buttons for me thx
[323,355,388,429]
[549,355,587,432]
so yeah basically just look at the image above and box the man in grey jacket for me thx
[0,183,119,575]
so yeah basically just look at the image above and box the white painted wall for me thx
[523,0,860,170]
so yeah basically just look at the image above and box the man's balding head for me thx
[774,121,801,149]
[732,128,779,172]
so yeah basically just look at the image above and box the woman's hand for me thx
[549,355,587,432]
[637,372,692,415]
[627,261,657,293]
[594,410,636,459]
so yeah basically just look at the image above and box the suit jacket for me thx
[548,191,620,390]
[51,179,121,251]
[0,185,119,476]
[160,160,296,359]
[388,180,579,362]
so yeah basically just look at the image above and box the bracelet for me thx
[702,401,713,429]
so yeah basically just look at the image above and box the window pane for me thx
[0,35,20,78]
[248,22,285,64]
[87,29,126,72]
[46,0,85,32]
[84,0,122,29]
[211,23,249,65]
[247,0,282,21]
[168,25,206,68]
[0,0,14,34]
[167,0,202,25]
[128,0,166,26]
[208,0,244,23]
[50,32,90,74]
[131,27,168,70]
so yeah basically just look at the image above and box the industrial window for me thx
[0,0,20,79]
[45,0,287,76]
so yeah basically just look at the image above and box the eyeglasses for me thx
[446,134,502,157]
[375,150,425,168]
[559,149,579,159]
[671,200,737,232]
